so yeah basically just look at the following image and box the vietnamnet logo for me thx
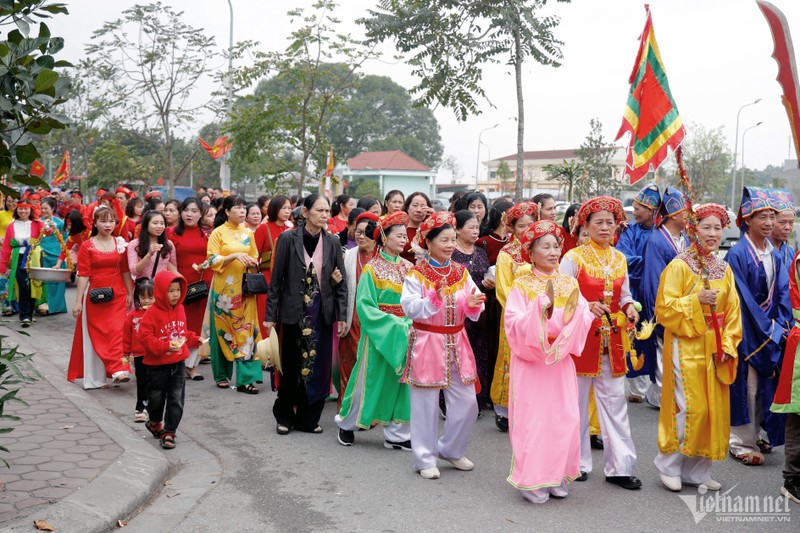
[678,484,792,524]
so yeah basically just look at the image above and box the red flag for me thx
[30,160,45,178]
[52,151,70,186]
[198,136,231,160]
[157,177,163,186]
[326,147,334,177]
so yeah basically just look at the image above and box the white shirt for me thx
[746,234,775,290]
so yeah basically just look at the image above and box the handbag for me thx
[258,223,275,270]
[242,266,268,295]
[184,280,209,304]
[89,287,114,303]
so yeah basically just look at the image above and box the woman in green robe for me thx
[335,212,413,450]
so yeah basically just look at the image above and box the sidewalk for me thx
[0,321,169,533]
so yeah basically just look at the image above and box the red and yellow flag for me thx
[52,151,70,186]
[325,147,334,177]
[30,160,45,178]
[616,7,685,185]
[199,136,231,160]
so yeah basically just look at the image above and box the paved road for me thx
[10,286,800,532]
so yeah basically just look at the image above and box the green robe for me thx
[338,251,411,427]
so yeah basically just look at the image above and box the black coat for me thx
[265,226,347,326]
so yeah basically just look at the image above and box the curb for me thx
[0,325,170,533]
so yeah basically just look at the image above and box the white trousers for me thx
[409,363,478,470]
[654,338,712,484]
[577,354,637,476]
[645,337,663,407]
[729,366,764,456]
[626,375,649,398]
[334,359,410,443]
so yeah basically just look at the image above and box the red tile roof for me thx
[495,148,620,161]
[346,150,431,172]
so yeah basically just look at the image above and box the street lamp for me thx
[475,123,499,190]
[731,98,761,208]
[740,121,763,189]
[219,0,234,193]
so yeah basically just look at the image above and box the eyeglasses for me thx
[354,230,366,237]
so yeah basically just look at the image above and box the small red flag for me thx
[157,177,163,186]
[198,136,231,160]
[30,160,45,178]
[52,151,70,186]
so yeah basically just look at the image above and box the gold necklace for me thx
[588,243,615,278]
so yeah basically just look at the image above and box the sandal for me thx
[731,451,765,465]
[160,433,176,450]
[276,424,290,435]
[146,421,164,439]
[237,384,259,395]
[756,439,772,454]
[216,379,230,389]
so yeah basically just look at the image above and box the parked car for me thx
[431,199,447,212]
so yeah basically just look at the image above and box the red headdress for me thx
[519,220,563,263]
[376,211,409,240]
[693,203,730,228]
[571,196,626,236]
[144,190,163,201]
[502,202,538,230]
[418,211,455,249]
[115,186,133,198]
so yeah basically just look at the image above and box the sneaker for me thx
[782,477,800,504]
[384,439,412,451]
[699,479,721,491]
[134,410,148,423]
[419,467,440,479]
[337,428,354,446]
[495,414,508,432]
[112,371,131,384]
[20,318,31,328]
[442,456,474,471]
[659,473,682,492]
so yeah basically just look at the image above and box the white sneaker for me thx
[112,371,131,383]
[442,456,474,471]
[659,473,682,492]
[134,410,148,423]
[419,467,440,479]
[521,489,549,504]
[549,481,568,498]
[699,479,721,491]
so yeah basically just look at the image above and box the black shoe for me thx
[337,428,354,446]
[606,475,642,490]
[495,415,508,432]
[384,439,412,451]
[783,477,800,504]
[576,471,588,482]
[590,435,604,450]
[20,318,31,328]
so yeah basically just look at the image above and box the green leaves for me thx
[0,332,39,468]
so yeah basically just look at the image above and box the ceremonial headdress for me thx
[694,203,730,227]
[519,220,563,263]
[115,186,132,198]
[571,196,625,236]
[736,186,779,229]
[418,211,455,249]
[375,211,409,241]
[144,190,163,201]
[633,182,660,210]
[767,188,796,215]
[95,188,107,198]
[656,186,688,226]
[502,202,538,230]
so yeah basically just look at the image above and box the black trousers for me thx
[146,361,185,434]
[15,266,33,321]
[134,356,148,412]
[785,413,800,480]
[273,324,325,431]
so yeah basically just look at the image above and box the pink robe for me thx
[504,272,594,490]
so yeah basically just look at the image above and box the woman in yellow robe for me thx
[490,202,537,432]
[654,204,741,492]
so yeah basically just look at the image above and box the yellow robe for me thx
[490,240,531,408]
[655,256,742,460]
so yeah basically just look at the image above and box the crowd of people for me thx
[3,181,800,505]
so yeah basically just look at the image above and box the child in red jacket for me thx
[139,270,201,449]
[123,278,155,423]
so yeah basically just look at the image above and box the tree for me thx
[228,1,373,196]
[496,160,513,194]
[324,75,442,167]
[0,0,72,195]
[576,118,617,199]
[544,159,586,202]
[346,176,381,199]
[361,0,570,201]
[437,154,461,183]
[678,123,733,203]
[84,2,217,198]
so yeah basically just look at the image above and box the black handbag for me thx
[89,287,114,303]
[242,267,268,295]
[184,280,209,304]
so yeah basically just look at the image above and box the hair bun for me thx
[364,220,377,241]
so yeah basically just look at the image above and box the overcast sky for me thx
[55,0,800,183]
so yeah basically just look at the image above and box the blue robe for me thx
[726,237,791,446]
[636,227,689,378]
[617,222,653,378]
[777,241,795,276]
